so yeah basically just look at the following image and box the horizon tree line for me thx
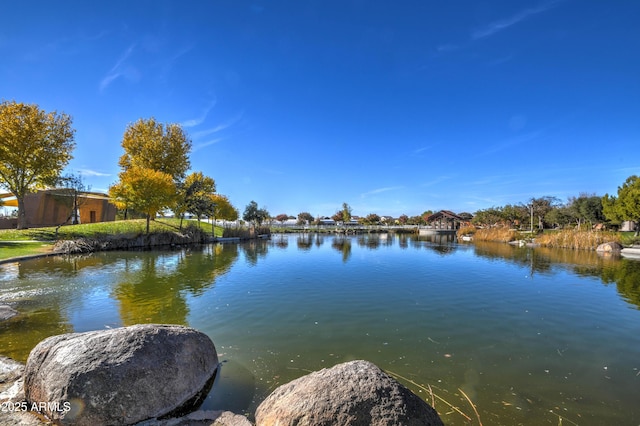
[2,100,639,235]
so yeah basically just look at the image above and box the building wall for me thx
[0,218,18,230]
[21,191,116,228]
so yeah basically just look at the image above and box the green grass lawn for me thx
[0,218,224,261]
[0,241,54,260]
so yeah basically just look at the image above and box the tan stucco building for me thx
[0,189,116,229]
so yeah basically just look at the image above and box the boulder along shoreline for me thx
[0,324,444,426]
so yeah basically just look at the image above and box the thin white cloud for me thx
[192,138,224,152]
[76,168,111,177]
[472,1,561,40]
[421,176,452,187]
[99,44,136,92]
[360,186,404,198]
[192,112,244,138]
[479,130,544,156]
[181,99,218,128]
[413,146,431,155]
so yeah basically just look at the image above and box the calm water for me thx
[1,233,640,425]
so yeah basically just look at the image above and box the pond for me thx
[1,233,640,425]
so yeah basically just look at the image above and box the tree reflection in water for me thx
[112,244,239,325]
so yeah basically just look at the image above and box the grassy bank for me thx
[0,241,55,260]
[0,218,224,261]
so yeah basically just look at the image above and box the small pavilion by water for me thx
[420,210,463,235]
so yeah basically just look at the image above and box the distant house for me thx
[0,189,117,229]
[424,210,464,230]
[621,221,637,232]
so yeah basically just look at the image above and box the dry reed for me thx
[536,230,621,250]
[472,228,519,243]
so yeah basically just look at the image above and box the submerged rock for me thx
[24,324,218,425]
[0,304,19,321]
[255,359,444,426]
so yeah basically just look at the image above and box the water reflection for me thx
[331,236,352,262]
[2,234,640,424]
[242,240,269,266]
[601,259,640,308]
[112,244,239,325]
[0,243,239,361]
[295,233,314,250]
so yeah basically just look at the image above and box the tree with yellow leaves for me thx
[203,194,238,235]
[119,117,192,182]
[0,100,75,228]
[109,167,176,233]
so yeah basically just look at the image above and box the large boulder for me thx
[255,360,443,426]
[24,324,218,425]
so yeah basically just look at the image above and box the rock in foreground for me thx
[24,324,218,425]
[255,360,443,426]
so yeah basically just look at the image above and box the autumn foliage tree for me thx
[297,212,314,225]
[211,194,238,222]
[109,167,176,233]
[0,100,75,228]
[118,118,191,182]
[111,118,191,232]
[275,213,289,225]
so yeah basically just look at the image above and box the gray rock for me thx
[0,304,19,321]
[255,360,444,426]
[0,356,25,403]
[136,410,253,426]
[0,411,51,426]
[1,357,49,425]
[596,242,623,253]
[24,324,219,426]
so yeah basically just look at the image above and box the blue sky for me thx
[2,1,639,218]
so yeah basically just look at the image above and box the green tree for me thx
[471,207,503,227]
[544,205,573,229]
[0,101,75,228]
[109,167,176,233]
[603,175,640,236]
[183,172,216,223]
[568,194,604,229]
[341,202,352,224]
[118,117,192,183]
[243,200,269,226]
[501,204,527,228]
[525,196,561,230]
[362,213,381,225]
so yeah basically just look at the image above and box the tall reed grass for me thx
[535,230,621,250]
[471,228,519,243]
